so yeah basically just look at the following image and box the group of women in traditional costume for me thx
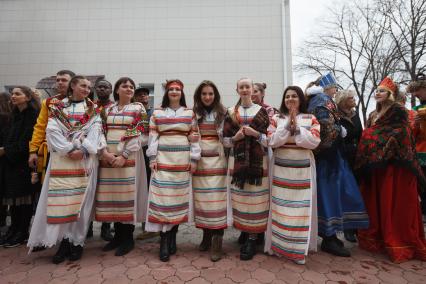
[23,72,426,266]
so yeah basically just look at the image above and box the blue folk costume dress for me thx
[306,74,368,237]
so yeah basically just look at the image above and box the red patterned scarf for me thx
[355,103,426,188]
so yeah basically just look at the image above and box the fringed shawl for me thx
[223,106,269,188]
[355,103,426,188]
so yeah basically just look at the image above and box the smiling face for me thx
[252,85,263,105]
[237,78,253,100]
[11,88,30,108]
[200,86,215,107]
[284,89,300,111]
[71,79,91,101]
[375,88,391,103]
[117,80,135,103]
[167,86,182,105]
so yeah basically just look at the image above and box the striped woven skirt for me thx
[147,135,191,224]
[193,139,228,229]
[47,153,89,224]
[266,148,316,262]
[96,156,136,222]
[229,150,269,233]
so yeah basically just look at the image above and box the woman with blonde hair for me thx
[222,77,270,261]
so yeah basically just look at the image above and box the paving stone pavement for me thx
[0,223,425,284]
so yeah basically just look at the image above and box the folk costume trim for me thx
[47,97,98,133]
[223,106,269,188]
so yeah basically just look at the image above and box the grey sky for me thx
[290,0,335,87]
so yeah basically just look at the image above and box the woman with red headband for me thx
[356,77,426,262]
[145,79,201,262]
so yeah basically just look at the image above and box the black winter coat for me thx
[0,113,12,198]
[2,106,39,198]
[339,110,363,170]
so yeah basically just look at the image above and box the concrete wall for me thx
[0,0,292,107]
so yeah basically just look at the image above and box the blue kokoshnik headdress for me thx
[319,72,337,89]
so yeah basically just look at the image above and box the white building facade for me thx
[0,0,292,107]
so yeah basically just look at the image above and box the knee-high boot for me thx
[103,222,121,251]
[169,225,178,255]
[159,231,170,262]
[115,224,135,256]
[199,228,212,251]
[210,229,224,262]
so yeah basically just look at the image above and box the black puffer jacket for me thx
[2,105,39,198]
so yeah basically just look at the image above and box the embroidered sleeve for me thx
[146,112,159,162]
[313,106,340,149]
[81,116,103,155]
[295,115,321,150]
[121,108,148,142]
[46,118,74,155]
[268,115,291,148]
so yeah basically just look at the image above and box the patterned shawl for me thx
[355,103,426,188]
[223,106,269,189]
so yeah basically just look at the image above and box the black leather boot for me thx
[103,222,121,251]
[52,239,71,264]
[101,222,114,242]
[159,231,170,262]
[321,235,351,257]
[238,231,248,245]
[115,224,134,256]
[240,236,257,261]
[199,229,212,251]
[169,225,178,255]
[69,243,84,261]
[257,232,265,245]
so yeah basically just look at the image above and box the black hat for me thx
[135,87,150,95]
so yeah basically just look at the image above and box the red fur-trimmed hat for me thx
[378,77,397,94]
[165,79,184,91]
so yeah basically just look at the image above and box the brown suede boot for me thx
[210,234,223,262]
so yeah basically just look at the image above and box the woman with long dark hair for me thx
[222,77,270,261]
[264,86,320,265]
[28,76,103,264]
[145,79,201,262]
[192,80,228,261]
[0,87,40,247]
[95,77,148,256]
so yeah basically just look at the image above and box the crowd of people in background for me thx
[0,69,425,266]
